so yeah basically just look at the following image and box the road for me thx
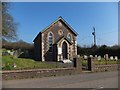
[2,71,118,88]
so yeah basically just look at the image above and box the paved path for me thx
[2,71,118,88]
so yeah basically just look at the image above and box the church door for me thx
[62,41,68,59]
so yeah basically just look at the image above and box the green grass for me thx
[94,59,120,65]
[2,55,57,70]
[82,58,120,66]
[2,55,120,70]
[82,60,88,67]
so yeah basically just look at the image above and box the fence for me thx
[87,57,120,72]
[2,56,119,80]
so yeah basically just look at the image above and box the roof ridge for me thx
[33,17,78,42]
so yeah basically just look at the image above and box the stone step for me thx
[62,59,72,63]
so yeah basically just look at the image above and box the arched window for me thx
[48,32,53,52]
[67,33,72,41]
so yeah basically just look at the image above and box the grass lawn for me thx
[2,55,57,70]
[82,58,120,67]
[94,59,120,65]
[2,55,120,70]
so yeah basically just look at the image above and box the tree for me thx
[2,2,18,40]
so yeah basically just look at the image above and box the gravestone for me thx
[97,56,101,60]
[13,50,18,58]
[115,56,118,60]
[13,63,17,68]
[10,51,14,56]
[7,50,11,54]
[105,54,109,60]
[95,55,97,58]
[110,56,114,60]
[84,55,88,60]
[90,55,93,58]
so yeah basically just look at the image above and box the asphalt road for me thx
[2,71,119,88]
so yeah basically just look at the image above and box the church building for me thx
[33,17,78,62]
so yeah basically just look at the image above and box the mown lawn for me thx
[2,55,57,70]
[2,55,120,70]
[82,58,120,67]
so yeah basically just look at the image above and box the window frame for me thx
[67,33,72,42]
[48,32,54,52]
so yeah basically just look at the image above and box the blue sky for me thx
[9,2,118,46]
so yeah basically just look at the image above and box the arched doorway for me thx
[62,41,68,59]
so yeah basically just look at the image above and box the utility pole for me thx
[92,27,96,46]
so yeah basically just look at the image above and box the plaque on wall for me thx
[58,48,62,54]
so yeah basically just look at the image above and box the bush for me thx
[2,63,14,70]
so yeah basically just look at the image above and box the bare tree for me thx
[2,2,18,40]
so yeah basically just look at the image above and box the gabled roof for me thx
[55,36,72,45]
[33,16,78,42]
[41,16,78,35]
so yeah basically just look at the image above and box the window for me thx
[58,29,63,36]
[67,33,72,41]
[48,32,53,52]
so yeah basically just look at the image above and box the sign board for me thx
[58,48,62,54]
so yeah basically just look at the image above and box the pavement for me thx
[2,71,119,89]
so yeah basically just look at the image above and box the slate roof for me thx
[54,36,72,45]
[33,16,78,42]
[41,16,78,35]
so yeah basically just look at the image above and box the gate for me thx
[82,57,93,71]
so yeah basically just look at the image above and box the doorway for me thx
[62,41,68,59]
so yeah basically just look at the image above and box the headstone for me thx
[13,63,17,68]
[95,55,97,58]
[115,56,118,60]
[110,56,114,60]
[90,55,93,58]
[13,50,18,58]
[84,55,88,60]
[7,50,11,54]
[10,51,14,56]
[105,54,109,60]
[104,55,105,59]
[77,55,80,58]
[97,56,101,60]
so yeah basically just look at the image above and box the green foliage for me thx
[2,55,57,70]
[77,44,120,58]
[2,40,33,50]
[2,63,14,70]
[82,60,87,67]
[2,40,34,58]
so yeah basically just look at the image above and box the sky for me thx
[118,2,120,45]
[9,2,118,46]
